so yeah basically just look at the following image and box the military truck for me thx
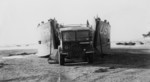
[57,25,94,65]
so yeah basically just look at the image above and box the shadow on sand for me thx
[64,48,150,69]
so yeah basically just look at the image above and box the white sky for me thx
[0,0,150,45]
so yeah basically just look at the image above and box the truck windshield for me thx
[77,31,89,41]
[63,31,75,41]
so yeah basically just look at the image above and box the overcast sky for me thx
[0,0,150,45]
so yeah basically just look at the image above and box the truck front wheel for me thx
[87,53,93,64]
[59,53,65,65]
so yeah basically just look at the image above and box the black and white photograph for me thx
[0,0,150,82]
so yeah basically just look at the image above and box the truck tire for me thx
[58,47,65,65]
[59,53,65,65]
[87,53,93,64]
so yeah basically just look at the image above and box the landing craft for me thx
[37,17,110,65]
